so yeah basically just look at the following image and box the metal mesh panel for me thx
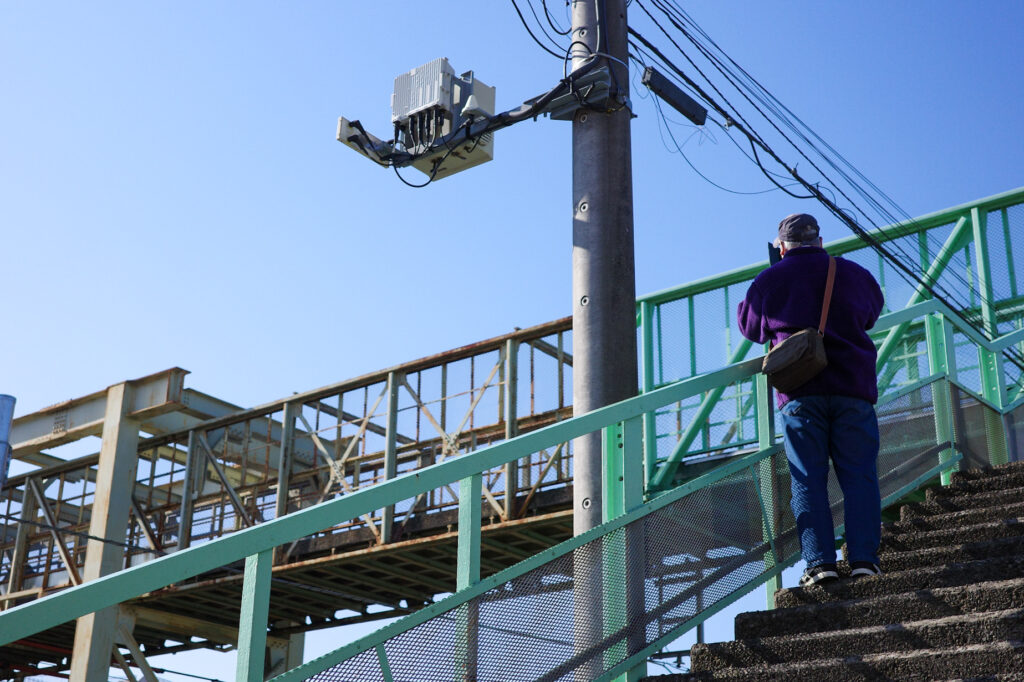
[953,388,1007,470]
[307,462,793,682]
[876,383,943,491]
[1008,402,1024,463]
[650,297,694,387]
[951,331,984,396]
[985,206,1022,337]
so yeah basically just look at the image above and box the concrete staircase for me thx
[644,460,1024,680]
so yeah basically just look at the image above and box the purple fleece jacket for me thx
[737,246,884,406]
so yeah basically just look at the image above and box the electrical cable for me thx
[646,0,998,303]
[523,0,568,51]
[510,0,565,58]
[541,0,571,35]
[630,2,1024,374]
[630,46,808,197]
[650,94,789,196]
[630,6,1015,356]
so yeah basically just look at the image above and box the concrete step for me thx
[881,517,1024,553]
[902,486,1024,520]
[951,460,1024,483]
[689,608,1024,672]
[735,577,1024,639]
[675,640,1024,681]
[775,555,1024,609]
[879,533,1024,573]
[886,499,1024,534]
[928,476,1024,500]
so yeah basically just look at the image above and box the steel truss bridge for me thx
[2,188,1024,680]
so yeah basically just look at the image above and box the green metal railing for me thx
[2,188,1023,680]
[640,187,1024,490]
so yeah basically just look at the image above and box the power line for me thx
[628,4,1024,374]
[542,0,571,35]
[510,0,565,58]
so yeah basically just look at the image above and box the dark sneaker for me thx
[799,563,839,587]
[850,561,882,579]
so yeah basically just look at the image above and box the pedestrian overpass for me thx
[1,187,1023,680]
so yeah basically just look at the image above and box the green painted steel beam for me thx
[456,474,481,590]
[602,423,625,522]
[876,216,972,371]
[639,301,658,485]
[236,550,273,682]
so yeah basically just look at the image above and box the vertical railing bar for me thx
[1002,208,1017,297]
[754,372,780,604]
[376,644,396,682]
[455,473,481,681]
[236,549,273,682]
[748,464,779,557]
[639,301,658,490]
[687,297,696,378]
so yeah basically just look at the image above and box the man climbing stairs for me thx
[644,460,1024,680]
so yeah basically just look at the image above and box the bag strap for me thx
[818,256,836,336]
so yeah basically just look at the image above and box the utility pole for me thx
[571,0,639,678]
[571,0,637,535]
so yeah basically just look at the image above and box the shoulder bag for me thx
[761,256,836,393]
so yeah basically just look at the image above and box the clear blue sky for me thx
[3,2,1023,679]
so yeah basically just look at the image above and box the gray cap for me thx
[778,213,820,243]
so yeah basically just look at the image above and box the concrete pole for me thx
[570,0,637,678]
[70,382,141,681]
[570,0,638,536]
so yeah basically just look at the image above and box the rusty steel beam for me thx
[139,317,572,451]
[10,369,188,459]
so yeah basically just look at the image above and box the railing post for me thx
[971,207,1011,466]
[925,313,959,484]
[504,338,519,519]
[602,418,645,681]
[602,422,625,522]
[755,373,781,605]
[236,549,273,682]
[639,301,658,489]
[381,372,401,543]
[455,473,481,681]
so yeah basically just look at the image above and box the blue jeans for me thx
[780,395,881,569]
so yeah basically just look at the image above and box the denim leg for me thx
[780,396,836,568]
[829,397,882,565]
